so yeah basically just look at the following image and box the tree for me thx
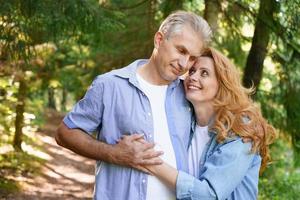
[243,0,278,91]
[0,0,118,151]
[13,70,26,150]
[204,0,221,34]
[162,0,184,18]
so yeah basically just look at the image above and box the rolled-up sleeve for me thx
[176,138,259,200]
[63,76,104,134]
[177,171,216,199]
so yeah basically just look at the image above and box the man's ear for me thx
[154,31,164,49]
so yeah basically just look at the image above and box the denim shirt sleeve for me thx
[63,76,104,134]
[176,138,258,200]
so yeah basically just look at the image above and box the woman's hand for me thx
[118,134,178,190]
[116,134,164,174]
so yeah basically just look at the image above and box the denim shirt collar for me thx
[189,112,244,148]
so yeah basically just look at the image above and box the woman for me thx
[139,47,276,199]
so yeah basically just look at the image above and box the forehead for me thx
[194,57,215,70]
[168,25,203,56]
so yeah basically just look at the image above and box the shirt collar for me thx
[113,59,182,88]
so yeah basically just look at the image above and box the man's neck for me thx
[137,59,170,85]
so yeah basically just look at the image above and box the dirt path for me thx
[4,111,95,200]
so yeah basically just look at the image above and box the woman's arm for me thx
[144,162,179,190]
[118,135,259,200]
[146,138,260,200]
[176,138,259,200]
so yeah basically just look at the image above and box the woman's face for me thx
[184,56,219,105]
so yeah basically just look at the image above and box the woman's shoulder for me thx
[210,131,253,154]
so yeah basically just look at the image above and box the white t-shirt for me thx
[136,73,176,200]
[188,125,210,177]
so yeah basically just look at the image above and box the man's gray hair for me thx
[159,11,212,47]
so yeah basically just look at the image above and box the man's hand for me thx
[110,134,163,174]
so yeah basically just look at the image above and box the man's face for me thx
[153,25,204,84]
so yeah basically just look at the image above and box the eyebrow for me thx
[176,45,203,58]
[197,66,210,71]
[176,45,188,52]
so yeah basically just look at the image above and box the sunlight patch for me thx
[22,143,52,160]
[0,145,14,154]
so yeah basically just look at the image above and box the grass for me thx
[0,124,46,196]
[0,177,20,196]
[0,149,46,196]
[258,137,300,200]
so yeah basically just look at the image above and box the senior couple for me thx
[56,11,276,200]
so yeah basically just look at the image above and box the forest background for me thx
[0,0,299,199]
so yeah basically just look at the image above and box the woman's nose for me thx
[190,71,198,81]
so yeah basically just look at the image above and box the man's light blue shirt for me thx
[63,59,192,200]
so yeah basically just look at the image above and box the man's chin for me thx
[168,74,178,81]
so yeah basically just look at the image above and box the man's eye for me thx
[178,49,185,54]
[190,56,196,61]
[189,69,195,75]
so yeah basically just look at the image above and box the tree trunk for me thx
[162,0,183,18]
[243,0,277,91]
[61,88,67,112]
[282,50,300,166]
[144,0,157,56]
[287,92,300,166]
[13,78,27,151]
[204,0,221,34]
[48,87,56,110]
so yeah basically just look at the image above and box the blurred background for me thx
[0,0,299,199]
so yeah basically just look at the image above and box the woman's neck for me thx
[192,102,215,127]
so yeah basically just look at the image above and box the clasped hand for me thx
[114,134,164,174]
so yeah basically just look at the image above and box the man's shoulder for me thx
[94,59,143,84]
[93,66,130,84]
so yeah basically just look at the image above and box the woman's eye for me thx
[201,70,208,76]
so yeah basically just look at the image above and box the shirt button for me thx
[142,179,146,183]
[148,112,151,116]
[149,134,152,138]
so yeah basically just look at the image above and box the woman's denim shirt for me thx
[176,119,262,200]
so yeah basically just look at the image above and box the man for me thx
[55,11,211,200]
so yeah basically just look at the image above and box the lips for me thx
[186,83,202,90]
[170,64,181,75]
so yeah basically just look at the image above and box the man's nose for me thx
[178,56,190,70]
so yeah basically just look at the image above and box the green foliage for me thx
[0,125,46,194]
[0,0,121,60]
[0,77,17,136]
[0,150,45,195]
[258,138,300,200]
[0,177,20,195]
[0,0,300,198]
[0,151,45,176]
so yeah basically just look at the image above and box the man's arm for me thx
[55,122,163,170]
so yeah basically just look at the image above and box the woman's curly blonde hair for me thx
[202,47,276,173]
